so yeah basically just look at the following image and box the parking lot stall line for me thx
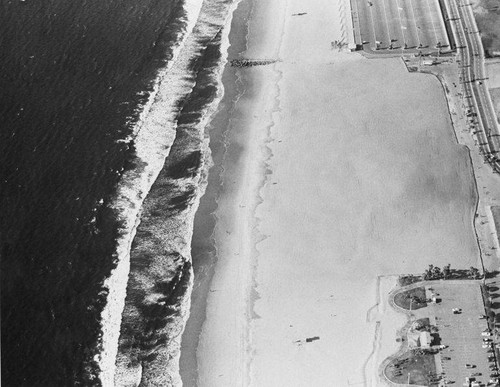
[395,0,408,50]
[358,0,377,48]
[349,0,364,47]
[429,0,450,48]
[407,0,423,48]
[383,0,404,47]
[426,0,442,47]
[368,1,380,49]
[413,0,438,48]
[396,0,419,49]
[372,0,391,47]
[379,0,395,47]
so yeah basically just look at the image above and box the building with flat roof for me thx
[419,331,432,348]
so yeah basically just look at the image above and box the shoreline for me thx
[112,0,243,383]
[179,0,252,384]
[194,0,288,383]
[96,0,205,383]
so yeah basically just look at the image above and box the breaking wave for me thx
[99,0,240,385]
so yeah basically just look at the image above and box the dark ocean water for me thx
[0,0,185,385]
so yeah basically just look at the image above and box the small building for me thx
[423,59,437,66]
[419,331,432,348]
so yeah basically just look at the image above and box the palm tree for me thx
[468,266,481,279]
[443,264,451,279]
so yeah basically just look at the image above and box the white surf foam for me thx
[97,0,246,385]
[95,0,205,385]
[110,0,246,384]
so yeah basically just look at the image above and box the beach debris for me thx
[293,336,320,345]
[230,59,279,68]
[292,12,307,16]
[331,40,347,51]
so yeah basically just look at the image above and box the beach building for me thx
[419,331,432,348]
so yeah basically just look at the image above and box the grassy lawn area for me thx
[399,275,421,287]
[385,349,437,385]
[394,287,427,310]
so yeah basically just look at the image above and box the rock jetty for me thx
[230,59,279,67]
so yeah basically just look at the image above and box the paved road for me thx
[451,0,500,169]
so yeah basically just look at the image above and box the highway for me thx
[450,0,500,171]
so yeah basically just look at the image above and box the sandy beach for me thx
[193,0,484,385]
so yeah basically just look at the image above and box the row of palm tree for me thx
[399,265,483,287]
[422,264,481,280]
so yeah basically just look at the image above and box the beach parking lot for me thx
[351,0,450,54]
[387,281,499,386]
[431,282,495,385]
